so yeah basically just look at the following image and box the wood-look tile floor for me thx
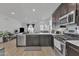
[0,39,55,56]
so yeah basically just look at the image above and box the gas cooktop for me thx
[55,34,79,40]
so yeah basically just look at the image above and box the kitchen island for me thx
[16,33,56,47]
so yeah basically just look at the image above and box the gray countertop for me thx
[26,33,61,36]
[67,40,79,47]
[26,33,51,35]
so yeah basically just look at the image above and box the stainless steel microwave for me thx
[59,11,75,25]
[67,11,75,24]
[59,13,68,25]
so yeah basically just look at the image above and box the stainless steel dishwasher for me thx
[16,33,26,47]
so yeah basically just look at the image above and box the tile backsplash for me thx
[65,24,77,34]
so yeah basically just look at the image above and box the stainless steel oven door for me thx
[54,38,65,56]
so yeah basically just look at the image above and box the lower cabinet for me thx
[26,35,40,46]
[40,35,52,46]
[17,34,54,47]
[26,35,53,47]
[66,42,79,56]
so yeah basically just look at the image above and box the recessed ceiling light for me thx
[32,9,36,12]
[11,12,15,15]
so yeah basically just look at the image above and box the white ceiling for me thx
[0,3,60,23]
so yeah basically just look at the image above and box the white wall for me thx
[0,15,22,33]
[21,17,52,33]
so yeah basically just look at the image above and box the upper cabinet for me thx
[52,3,76,20]
[76,4,79,16]
[67,3,76,13]
[59,3,68,17]
[52,3,79,25]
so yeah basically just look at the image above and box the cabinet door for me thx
[40,35,51,46]
[26,35,40,46]
[31,35,40,46]
[59,3,69,17]
[66,42,79,56]
[26,35,32,46]
[75,3,79,25]
[67,3,76,13]
[77,3,79,16]
[63,3,68,15]
[59,4,64,17]
[51,36,54,48]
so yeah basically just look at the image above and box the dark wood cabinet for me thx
[40,35,52,46]
[67,3,76,13]
[26,35,53,47]
[52,3,76,19]
[51,36,54,48]
[66,42,79,56]
[76,3,79,16]
[63,4,68,15]
[59,3,68,17]
[26,35,40,46]
[52,3,78,26]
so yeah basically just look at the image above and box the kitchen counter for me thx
[24,33,57,47]
[67,40,79,47]
[26,33,51,35]
[66,40,79,56]
[26,32,53,35]
[16,33,62,47]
